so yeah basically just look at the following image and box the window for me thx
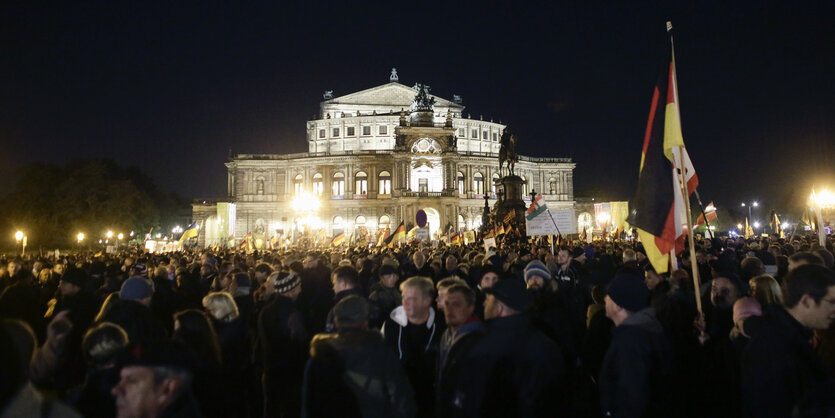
[473,172,484,195]
[379,125,388,135]
[313,173,324,196]
[492,173,500,194]
[332,173,345,196]
[346,127,355,136]
[318,129,326,139]
[294,174,304,196]
[482,131,488,140]
[458,128,465,137]
[418,178,428,193]
[549,178,557,194]
[379,215,391,230]
[492,133,498,141]
[332,127,340,137]
[471,129,478,138]
[355,171,367,195]
[457,171,465,194]
[362,126,371,136]
[521,175,528,196]
[378,171,391,195]
[333,216,345,235]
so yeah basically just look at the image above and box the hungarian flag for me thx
[525,194,548,220]
[385,221,406,248]
[331,232,346,246]
[503,210,516,224]
[628,24,699,274]
[695,202,718,227]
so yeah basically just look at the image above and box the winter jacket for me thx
[452,313,565,417]
[382,306,443,417]
[259,294,309,418]
[741,305,829,418]
[325,288,367,333]
[368,284,400,321]
[302,328,416,418]
[435,319,485,418]
[599,308,676,418]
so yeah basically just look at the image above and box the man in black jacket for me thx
[741,264,835,417]
[599,272,676,418]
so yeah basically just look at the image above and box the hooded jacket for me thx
[599,308,676,418]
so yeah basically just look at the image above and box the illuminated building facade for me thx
[192,70,576,247]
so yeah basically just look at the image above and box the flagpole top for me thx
[666,21,673,32]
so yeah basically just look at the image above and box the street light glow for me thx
[14,231,23,241]
[117,233,124,240]
[737,223,743,230]
[752,201,758,207]
[106,231,114,238]
[291,192,321,213]
[811,189,835,208]
[753,221,760,228]
[77,232,85,242]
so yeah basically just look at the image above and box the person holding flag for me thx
[177,222,200,248]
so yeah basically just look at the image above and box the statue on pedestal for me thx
[499,127,518,176]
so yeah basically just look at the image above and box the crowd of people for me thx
[0,233,834,417]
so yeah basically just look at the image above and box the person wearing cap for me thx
[111,341,201,418]
[382,276,443,417]
[258,270,308,418]
[369,264,401,321]
[599,272,675,417]
[453,278,565,417]
[303,295,416,418]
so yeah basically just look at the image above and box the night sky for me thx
[2,2,833,219]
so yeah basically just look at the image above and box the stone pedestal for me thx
[493,175,527,237]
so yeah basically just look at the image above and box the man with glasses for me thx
[742,264,835,417]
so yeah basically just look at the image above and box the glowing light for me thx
[117,233,124,240]
[129,231,135,237]
[781,222,790,229]
[291,192,321,213]
[106,231,114,238]
[77,232,85,242]
[752,201,759,207]
[811,189,835,208]
[14,231,23,241]
[753,221,760,228]
[737,224,743,230]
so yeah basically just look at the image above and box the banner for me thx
[526,208,576,236]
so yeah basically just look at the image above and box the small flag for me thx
[503,210,516,224]
[525,194,548,220]
[496,223,506,236]
[695,202,718,228]
[385,221,406,247]
[178,222,200,247]
[331,232,346,246]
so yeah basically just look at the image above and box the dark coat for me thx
[741,305,829,418]
[259,294,309,418]
[452,313,565,417]
[435,320,485,418]
[368,284,400,322]
[302,328,416,418]
[401,262,435,281]
[599,308,676,418]
[325,288,367,333]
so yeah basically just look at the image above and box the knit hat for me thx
[274,271,301,294]
[120,277,154,301]
[234,273,251,288]
[131,264,148,277]
[484,279,532,312]
[733,296,762,324]
[333,295,370,326]
[60,267,87,287]
[378,265,399,277]
[606,273,648,313]
[524,260,551,283]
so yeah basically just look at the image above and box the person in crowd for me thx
[369,264,401,321]
[325,266,366,333]
[303,295,416,418]
[474,265,501,319]
[111,341,201,417]
[171,309,224,418]
[742,264,835,417]
[748,274,783,308]
[75,322,130,418]
[435,284,484,417]
[203,291,250,415]
[453,278,565,417]
[440,254,466,282]
[600,272,676,417]
[297,254,333,335]
[199,263,218,295]
[382,276,443,417]
[729,296,762,350]
[253,263,273,287]
[436,277,467,316]
[403,251,434,281]
[788,251,824,271]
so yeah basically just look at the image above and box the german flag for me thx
[331,232,346,246]
[496,223,506,236]
[385,221,405,248]
[503,210,516,224]
[628,23,699,274]
[450,231,461,246]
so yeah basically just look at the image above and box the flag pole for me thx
[678,146,703,315]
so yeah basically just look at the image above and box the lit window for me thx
[355,172,368,195]
[294,174,304,196]
[492,173,500,193]
[419,178,428,193]
[473,172,484,195]
[332,173,345,196]
[521,176,528,196]
[457,172,465,194]
[313,173,324,196]
[362,126,371,136]
[378,171,391,195]
[346,127,355,136]
[379,125,388,135]
[332,128,340,137]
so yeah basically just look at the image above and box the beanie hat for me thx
[333,295,370,326]
[606,273,648,313]
[131,264,148,277]
[524,260,551,283]
[274,271,301,294]
[234,273,251,288]
[120,277,154,301]
[60,267,87,287]
[733,296,762,324]
[484,279,532,312]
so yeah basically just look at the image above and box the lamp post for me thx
[810,188,834,246]
[741,201,758,234]
[14,231,26,256]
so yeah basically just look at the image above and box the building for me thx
[192,70,576,248]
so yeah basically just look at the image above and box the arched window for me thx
[355,171,368,195]
[457,171,465,194]
[332,216,345,235]
[378,171,391,195]
[549,177,557,195]
[355,216,367,226]
[332,172,345,196]
[312,173,323,196]
[492,173,500,194]
[379,215,391,228]
[458,214,466,230]
[473,172,484,195]
[294,174,304,196]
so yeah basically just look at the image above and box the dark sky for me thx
[2,1,833,218]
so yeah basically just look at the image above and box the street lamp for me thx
[809,188,834,246]
[117,233,124,240]
[106,231,114,239]
[15,231,23,242]
[77,232,85,243]
[14,231,26,256]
